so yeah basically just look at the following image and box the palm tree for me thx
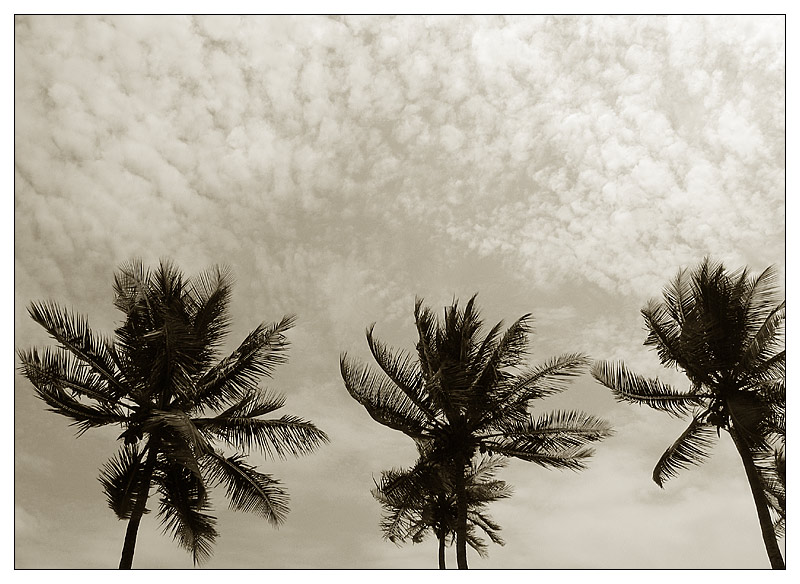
[341,295,613,568]
[372,454,512,568]
[18,259,329,568]
[592,258,785,569]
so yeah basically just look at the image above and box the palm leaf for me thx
[414,297,441,380]
[144,410,208,480]
[112,258,151,315]
[209,388,287,419]
[98,444,147,519]
[485,442,597,470]
[195,412,329,459]
[739,301,785,376]
[662,267,695,326]
[757,447,785,535]
[738,265,782,345]
[186,265,233,363]
[652,416,717,487]
[488,410,613,452]
[340,354,433,439]
[486,353,591,427]
[747,350,785,385]
[726,393,774,451]
[203,451,290,526]
[154,463,218,565]
[467,509,505,546]
[18,346,127,408]
[27,301,128,398]
[194,316,295,410]
[509,353,591,398]
[469,315,532,399]
[18,358,125,433]
[592,360,704,417]
[147,409,211,456]
[366,327,438,423]
[641,299,686,371]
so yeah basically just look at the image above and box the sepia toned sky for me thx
[14,15,786,569]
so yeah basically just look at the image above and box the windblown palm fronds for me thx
[19,259,329,568]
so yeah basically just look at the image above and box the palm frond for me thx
[144,411,207,479]
[465,528,490,557]
[372,459,441,509]
[27,301,128,398]
[757,447,785,535]
[489,410,613,451]
[641,299,686,371]
[340,354,433,439]
[470,315,533,398]
[203,451,290,526]
[195,411,329,459]
[467,510,505,546]
[747,350,785,385]
[112,258,151,315]
[98,444,147,519]
[726,393,774,451]
[505,353,591,402]
[471,320,505,373]
[662,267,695,326]
[485,442,597,470]
[18,346,123,406]
[739,301,785,377]
[480,411,611,473]
[366,327,438,422]
[147,409,211,456]
[468,455,508,483]
[738,265,782,345]
[194,316,296,410]
[186,265,233,363]
[414,297,441,379]
[592,360,704,417]
[652,416,717,487]
[155,463,217,565]
[210,388,287,419]
[753,379,785,438]
[18,352,126,433]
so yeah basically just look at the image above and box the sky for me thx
[12,14,787,570]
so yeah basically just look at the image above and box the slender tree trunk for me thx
[118,439,159,569]
[729,425,785,569]
[438,534,446,569]
[454,461,468,570]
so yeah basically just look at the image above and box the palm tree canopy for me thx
[592,258,784,486]
[372,455,512,557]
[19,259,329,564]
[342,294,613,471]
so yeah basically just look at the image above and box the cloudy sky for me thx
[13,15,786,570]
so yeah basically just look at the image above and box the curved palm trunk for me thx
[454,463,468,569]
[729,425,785,569]
[438,534,446,569]
[118,440,159,569]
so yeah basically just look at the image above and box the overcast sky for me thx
[13,15,786,570]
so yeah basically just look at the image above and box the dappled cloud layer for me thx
[16,16,783,302]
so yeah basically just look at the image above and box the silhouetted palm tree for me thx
[341,295,612,568]
[372,454,511,568]
[592,258,785,569]
[18,259,329,568]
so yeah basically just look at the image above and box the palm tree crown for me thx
[341,295,613,568]
[18,259,329,567]
[372,453,512,568]
[592,258,785,568]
